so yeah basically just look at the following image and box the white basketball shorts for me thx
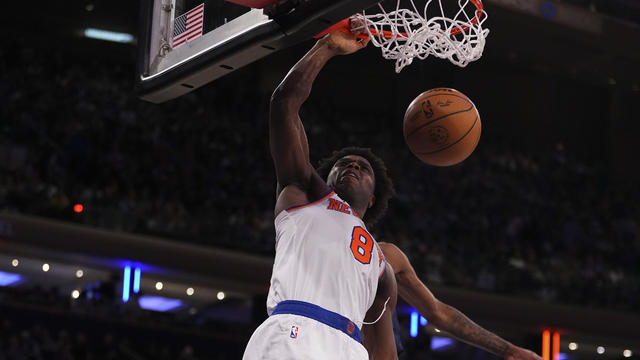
[242,313,368,360]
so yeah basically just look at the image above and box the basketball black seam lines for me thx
[405,94,473,139]
[413,115,479,155]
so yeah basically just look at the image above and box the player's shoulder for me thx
[378,242,412,273]
[274,179,333,216]
[378,242,403,256]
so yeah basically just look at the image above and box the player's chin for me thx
[334,182,361,199]
[332,182,349,196]
[335,178,357,191]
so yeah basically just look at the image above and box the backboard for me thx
[137,0,379,103]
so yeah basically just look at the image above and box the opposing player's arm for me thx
[378,242,542,360]
[361,263,398,360]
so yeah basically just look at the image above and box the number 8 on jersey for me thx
[350,226,374,264]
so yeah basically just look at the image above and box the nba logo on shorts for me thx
[290,325,299,339]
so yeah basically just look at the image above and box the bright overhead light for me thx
[155,282,163,290]
[76,269,84,278]
[83,28,134,44]
[597,346,605,354]
[434,328,441,333]
[568,342,578,351]
[42,263,50,272]
[217,291,225,300]
[623,350,632,358]
[71,290,80,299]
[186,287,194,296]
[11,259,19,267]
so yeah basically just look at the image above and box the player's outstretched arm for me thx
[378,242,542,360]
[361,263,398,360]
[270,25,370,210]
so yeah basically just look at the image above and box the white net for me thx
[357,0,489,72]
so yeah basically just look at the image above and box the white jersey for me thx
[266,189,386,326]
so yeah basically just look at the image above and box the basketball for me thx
[403,88,481,166]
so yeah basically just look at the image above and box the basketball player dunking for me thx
[243,23,542,360]
[242,21,398,360]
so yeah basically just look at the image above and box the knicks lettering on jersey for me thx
[327,198,358,217]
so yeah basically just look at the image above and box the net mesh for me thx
[357,0,489,72]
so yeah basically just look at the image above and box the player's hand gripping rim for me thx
[318,16,370,55]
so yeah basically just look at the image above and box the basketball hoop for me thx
[316,0,489,72]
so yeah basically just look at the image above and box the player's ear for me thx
[368,195,376,209]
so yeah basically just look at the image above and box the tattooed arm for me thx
[379,242,541,360]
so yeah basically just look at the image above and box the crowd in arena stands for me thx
[1,42,638,314]
[0,317,222,360]
[0,285,245,359]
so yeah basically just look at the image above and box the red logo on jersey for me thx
[327,198,354,215]
[347,321,355,334]
[327,198,341,211]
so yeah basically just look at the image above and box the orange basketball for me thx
[403,88,481,166]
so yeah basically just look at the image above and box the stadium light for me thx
[73,203,84,213]
[542,330,550,360]
[138,296,184,312]
[0,271,22,286]
[410,310,418,337]
[430,336,454,351]
[133,267,141,294]
[552,332,560,360]
[122,265,131,302]
[83,28,134,44]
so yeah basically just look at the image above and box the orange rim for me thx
[450,0,484,36]
[314,0,484,40]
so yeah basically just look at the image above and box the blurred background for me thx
[1,0,639,359]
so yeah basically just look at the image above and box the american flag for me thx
[172,3,204,48]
